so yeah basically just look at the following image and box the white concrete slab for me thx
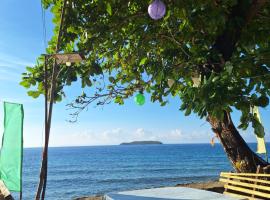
[105,187,244,200]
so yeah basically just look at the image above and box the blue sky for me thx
[0,1,269,147]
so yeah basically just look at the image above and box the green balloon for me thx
[134,93,145,106]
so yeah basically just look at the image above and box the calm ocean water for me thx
[14,143,268,200]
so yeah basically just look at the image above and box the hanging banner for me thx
[0,102,24,192]
[252,106,267,154]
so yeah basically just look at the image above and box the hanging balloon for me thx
[148,0,166,20]
[66,61,71,67]
[134,93,145,106]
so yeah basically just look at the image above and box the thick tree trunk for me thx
[207,111,269,173]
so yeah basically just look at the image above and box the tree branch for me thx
[66,82,147,122]
[213,0,267,63]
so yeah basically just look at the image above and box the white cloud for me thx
[1,116,262,148]
[0,67,21,81]
[0,52,34,68]
[18,124,268,147]
[46,127,216,147]
[49,128,125,147]
[0,52,34,81]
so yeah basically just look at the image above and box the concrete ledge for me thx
[105,187,244,200]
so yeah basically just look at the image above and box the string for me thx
[41,121,45,149]
[40,0,47,149]
[41,1,47,49]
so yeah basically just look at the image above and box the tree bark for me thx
[207,111,269,173]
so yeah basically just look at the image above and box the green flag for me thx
[0,102,24,192]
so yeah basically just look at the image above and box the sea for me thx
[14,143,269,200]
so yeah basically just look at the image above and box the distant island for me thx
[120,141,163,145]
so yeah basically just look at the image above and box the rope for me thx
[40,1,47,49]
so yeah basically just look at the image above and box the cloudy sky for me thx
[0,1,269,147]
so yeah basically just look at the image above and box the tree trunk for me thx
[205,0,269,174]
[207,111,269,173]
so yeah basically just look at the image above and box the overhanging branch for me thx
[213,0,267,64]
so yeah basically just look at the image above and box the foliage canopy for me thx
[21,0,270,136]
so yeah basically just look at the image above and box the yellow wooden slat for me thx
[224,191,258,200]
[221,172,270,178]
[252,166,261,199]
[219,178,270,192]
[224,185,270,198]
[220,174,270,185]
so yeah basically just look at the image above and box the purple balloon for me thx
[148,0,166,20]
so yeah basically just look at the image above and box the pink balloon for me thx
[148,0,166,20]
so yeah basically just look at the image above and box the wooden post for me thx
[251,165,261,199]
[20,108,23,200]
[35,1,67,199]
[35,56,60,200]
[41,55,49,200]
[35,56,48,200]
[41,58,59,200]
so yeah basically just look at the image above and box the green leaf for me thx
[106,3,112,16]
[257,96,269,108]
[252,119,265,138]
[109,76,115,83]
[139,57,147,66]
[27,91,40,99]
[160,101,167,106]
[85,78,92,87]
[114,96,124,105]
[184,106,192,116]
[212,76,219,82]
[20,80,31,88]
[225,61,233,74]
[55,94,62,102]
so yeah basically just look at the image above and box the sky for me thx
[0,1,269,147]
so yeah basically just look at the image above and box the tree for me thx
[21,0,270,173]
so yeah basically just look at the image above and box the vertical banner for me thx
[0,102,24,192]
[252,106,267,154]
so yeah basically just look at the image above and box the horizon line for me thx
[23,142,263,149]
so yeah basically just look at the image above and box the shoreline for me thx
[74,180,224,200]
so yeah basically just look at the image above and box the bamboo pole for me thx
[35,56,49,200]
[41,55,49,200]
[35,1,67,199]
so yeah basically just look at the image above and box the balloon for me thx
[148,0,166,20]
[134,93,145,106]
[66,61,71,66]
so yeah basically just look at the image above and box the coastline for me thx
[74,180,224,200]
